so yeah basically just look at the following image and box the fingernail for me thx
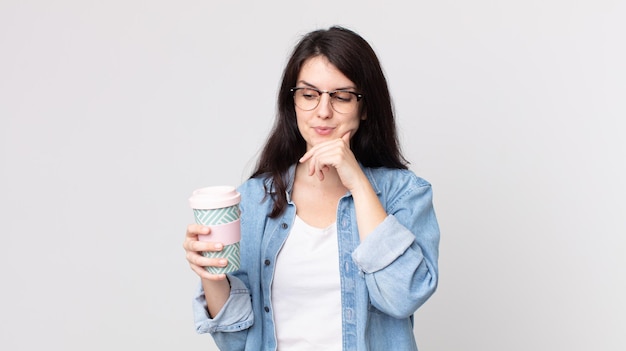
[214,243,223,250]
[219,259,227,266]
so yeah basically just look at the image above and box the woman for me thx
[183,26,440,351]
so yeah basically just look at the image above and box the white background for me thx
[1,1,625,350]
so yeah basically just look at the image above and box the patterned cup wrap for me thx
[196,219,241,274]
[189,186,241,274]
[202,242,241,274]
[193,204,240,226]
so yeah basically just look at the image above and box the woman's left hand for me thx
[299,131,364,190]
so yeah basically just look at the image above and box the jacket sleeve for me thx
[351,180,440,319]
[192,274,253,349]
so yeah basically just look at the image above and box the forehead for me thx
[297,55,355,89]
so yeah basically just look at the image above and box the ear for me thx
[360,112,367,121]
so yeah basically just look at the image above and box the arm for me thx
[299,134,439,317]
[192,274,253,349]
[348,170,388,240]
[352,179,440,318]
[185,225,253,346]
[299,131,387,239]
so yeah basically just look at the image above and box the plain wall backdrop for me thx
[1,1,624,350]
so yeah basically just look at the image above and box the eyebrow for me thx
[296,80,357,91]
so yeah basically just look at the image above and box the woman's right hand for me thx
[183,223,229,281]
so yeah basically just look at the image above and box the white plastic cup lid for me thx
[189,185,241,209]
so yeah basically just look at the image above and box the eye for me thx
[300,88,320,100]
[332,91,354,103]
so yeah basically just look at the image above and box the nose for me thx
[316,92,333,119]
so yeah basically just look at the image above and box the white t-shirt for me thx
[271,215,342,350]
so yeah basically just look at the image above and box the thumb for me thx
[341,130,352,145]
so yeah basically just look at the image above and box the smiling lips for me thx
[314,126,335,135]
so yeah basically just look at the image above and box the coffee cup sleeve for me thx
[197,219,241,246]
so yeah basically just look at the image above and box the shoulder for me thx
[237,176,270,205]
[365,167,431,191]
[364,167,434,211]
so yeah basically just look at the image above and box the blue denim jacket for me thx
[192,165,440,351]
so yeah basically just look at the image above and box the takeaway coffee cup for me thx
[189,186,241,274]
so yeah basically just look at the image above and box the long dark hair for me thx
[252,26,408,217]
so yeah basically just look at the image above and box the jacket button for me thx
[264,259,271,266]
[281,223,288,229]
[264,306,270,312]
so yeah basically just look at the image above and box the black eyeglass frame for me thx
[289,87,364,112]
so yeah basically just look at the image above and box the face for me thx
[294,55,365,151]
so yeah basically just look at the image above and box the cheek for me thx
[349,115,363,129]
[295,111,305,125]
[295,112,310,134]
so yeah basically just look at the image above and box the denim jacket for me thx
[192,165,440,351]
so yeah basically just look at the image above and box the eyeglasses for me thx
[290,87,364,114]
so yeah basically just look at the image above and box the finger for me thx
[190,263,228,281]
[309,155,318,176]
[341,130,352,145]
[186,250,228,268]
[299,149,313,163]
[318,165,329,180]
[188,252,229,278]
[316,168,324,180]
[299,136,338,164]
[185,238,224,253]
[187,223,210,237]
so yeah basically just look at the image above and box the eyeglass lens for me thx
[293,88,359,114]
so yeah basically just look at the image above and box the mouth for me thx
[313,126,335,135]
